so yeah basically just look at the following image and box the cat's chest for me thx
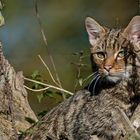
[101,80,134,104]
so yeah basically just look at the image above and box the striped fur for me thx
[24,17,140,140]
[87,26,134,95]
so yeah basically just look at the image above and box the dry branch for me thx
[34,0,65,100]
[24,77,74,95]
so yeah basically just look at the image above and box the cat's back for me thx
[27,86,132,140]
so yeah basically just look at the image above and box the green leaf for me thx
[55,91,63,96]
[31,70,40,79]
[78,78,83,86]
[80,63,87,67]
[43,91,55,98]
[32,83,39,89]
[37,91,55,103]
[38,110,48,117]
[37,93,44,103]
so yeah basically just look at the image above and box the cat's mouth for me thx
[105,75,122,83]
[103,71,126,83]
[104,70,131,83]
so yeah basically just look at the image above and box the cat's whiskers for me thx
[83,71,98,84]
[92,75,101,95]
[88,73,100,93]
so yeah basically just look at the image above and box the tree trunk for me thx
[0,44,38,140]
[0,3,37,139]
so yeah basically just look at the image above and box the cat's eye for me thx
[117,50,126,58]
[96,52,106,59]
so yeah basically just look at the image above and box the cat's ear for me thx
[123,16,140,42]
[85,17,105,46]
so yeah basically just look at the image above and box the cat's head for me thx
[85,16,140,84]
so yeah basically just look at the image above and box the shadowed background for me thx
[0,0,138,115]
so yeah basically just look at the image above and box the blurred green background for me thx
[0,0,138,116]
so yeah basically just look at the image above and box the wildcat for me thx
[23,16,140,140]
[85,17,137,95]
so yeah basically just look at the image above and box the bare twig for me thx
[24,77,74,95]
[24,85,50,92]
[38,55,60,87]
[74,52,84,91]
[34,0,65,99]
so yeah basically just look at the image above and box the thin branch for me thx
[24,85,50,92]
[34,0,48,46]
[34,0,65,99]
[24,77,74,95]
[74,53,83,91]
[34,0,61,85]
[38,55,60,87]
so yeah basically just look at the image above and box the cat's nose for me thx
[104,65,112,72]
